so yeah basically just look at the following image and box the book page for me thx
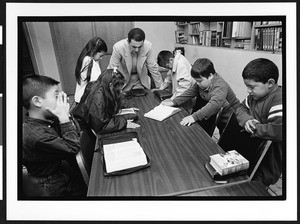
[103,139,147,173]
[144,104,180,121]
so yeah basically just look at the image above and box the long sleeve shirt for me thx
[236,85,282,185]
[164,52,195,100]
[23,116,81,177]
[173,73,240,125]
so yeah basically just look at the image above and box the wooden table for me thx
[87,91,247,197]
[181,181,271,197]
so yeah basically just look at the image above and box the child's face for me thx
[194,74,213,90]
[93,51,105,61]
[41,85,59,118]
[164,58,174,70]
[244,79,271,100]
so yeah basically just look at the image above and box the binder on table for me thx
[100,132,150,176]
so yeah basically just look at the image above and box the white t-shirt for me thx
[74,56,101,103]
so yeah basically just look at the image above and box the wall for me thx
[26,22,61,89]
[26,22,175,91]
[177,44,283,101]
[134,22,176,58]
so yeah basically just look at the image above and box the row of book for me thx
[190,30,219,47]
[175,30,188,44]
[254,26,282,52]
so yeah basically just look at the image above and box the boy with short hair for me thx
[23,75,86,197]
[236,58,282,187]
[162,58,240,134]
[157,50,195,112]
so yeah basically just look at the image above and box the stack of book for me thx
[208,150,249,176]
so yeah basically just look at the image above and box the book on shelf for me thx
[255,26,282,52]
[209,150,249,176]
[103,138,148,174]
[144,104,181,121]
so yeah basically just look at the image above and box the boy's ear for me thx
[267,78,276,88]
[31,96,42,108]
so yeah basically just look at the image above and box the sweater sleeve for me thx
[172,83,198,106]
[236,96,256,127]
[191,82,228,121]
[254,98,282,141]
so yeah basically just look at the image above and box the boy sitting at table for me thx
[157,50,195,112]
[23,75,86,197]
[162,58,240,134]
[236,58,282,187]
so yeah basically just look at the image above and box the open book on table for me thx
[144,104,181,121]
[102,133,150,176]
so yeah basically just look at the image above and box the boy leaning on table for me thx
[162,58,240,135]
[236,58,282,188]
[22,75,86,197]
[156,50,195,112]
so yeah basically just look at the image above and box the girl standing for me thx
[74,37,108,103]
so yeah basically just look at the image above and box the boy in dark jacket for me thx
[236,58,282,187]
[23,75,86,197]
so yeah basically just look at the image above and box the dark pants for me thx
[29,161,87,198]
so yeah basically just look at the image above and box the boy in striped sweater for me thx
[236,58,282,187]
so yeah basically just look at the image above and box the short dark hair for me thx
[191,58,215,79]
[128,28,145,43]
[157,50,173,67]
[23,75,59,110]
[242,58,279,83]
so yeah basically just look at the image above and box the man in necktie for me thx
[108,28,164,93]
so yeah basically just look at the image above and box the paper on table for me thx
[144,104,181,121]
[103,139,147,173]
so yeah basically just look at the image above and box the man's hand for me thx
[180,115,196,126]
[46,91,70,124]
[244,119,260,134]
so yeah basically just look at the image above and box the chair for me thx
[76,129,97,186]
[217,112,272,180]
[192,95,224,136]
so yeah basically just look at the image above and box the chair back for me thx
[76,129,96,186]
[217,112,271,177]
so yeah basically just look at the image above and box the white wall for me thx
[134,22,176,58]
[177,44,283,101]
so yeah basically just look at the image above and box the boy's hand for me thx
[46,91,70,124]
[244,119,260,134]
[126,120,140,129]
[180,115,195,126]
[161,100,174,107]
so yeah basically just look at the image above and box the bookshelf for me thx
[175,21,282,53]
